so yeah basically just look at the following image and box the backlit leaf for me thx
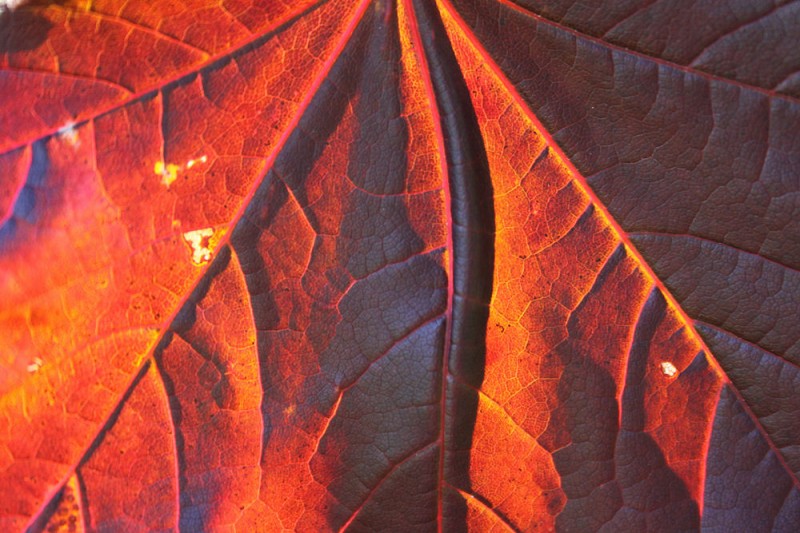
[1,0,798,530]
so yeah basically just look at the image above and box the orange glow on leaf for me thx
[0,0,796,530]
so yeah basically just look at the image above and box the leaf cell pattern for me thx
[1,0,798,531]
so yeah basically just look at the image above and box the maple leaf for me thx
[1,0,798,531]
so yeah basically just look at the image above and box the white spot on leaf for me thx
[660,361,678,378]
[26,357,43,374]
[57,122,80,147]
[155,161,179,188]
[155,155,207,187]
[183,228,215,265]
[186,155,207,169]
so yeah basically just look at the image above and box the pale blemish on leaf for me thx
[154,161,180,188]
[155,155,208,188]
[183,227,215,265]
[660,361,678,377]
[57,122,80,147]
[186,155,208,169]
[26,357,43,374]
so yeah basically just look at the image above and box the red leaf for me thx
[1,0,797,530]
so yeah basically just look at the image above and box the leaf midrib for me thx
[439,0,800,492]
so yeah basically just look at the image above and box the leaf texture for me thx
[0,0,798,531]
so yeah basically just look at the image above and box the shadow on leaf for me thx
[0,0,74,54]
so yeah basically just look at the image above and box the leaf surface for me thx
[1,0,798,531]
